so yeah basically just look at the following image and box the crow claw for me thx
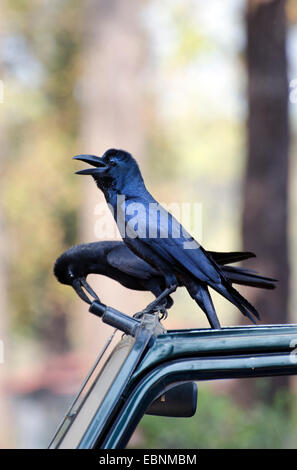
[134,297,169,320]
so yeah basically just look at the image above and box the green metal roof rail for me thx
[100,324,297,449]
[54,318,297,449]
[131,324,297,382]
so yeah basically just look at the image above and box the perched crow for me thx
[54,241,276,313]
[73,149,275,328]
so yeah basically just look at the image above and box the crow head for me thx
[53,250,100,304]
[73,148,144,195]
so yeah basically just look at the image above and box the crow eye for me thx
[110,159,117,167]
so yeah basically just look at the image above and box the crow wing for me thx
[124,200,222,284]
[107,243,160,280]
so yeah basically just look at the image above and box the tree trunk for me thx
[242,0,290,403]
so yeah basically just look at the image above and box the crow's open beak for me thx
[72,277,100,304]
[72,279,91,304]
[73,154,109,175]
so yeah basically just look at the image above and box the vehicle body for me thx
[49,303,297,449]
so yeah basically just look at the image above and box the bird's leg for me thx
[134,284,177,318]
[144,284,177,311]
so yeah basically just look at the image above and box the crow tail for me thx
[210,279,260,324]
[222,265,277,290]
[209,250,256,265]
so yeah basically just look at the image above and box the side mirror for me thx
[145,382,198,418]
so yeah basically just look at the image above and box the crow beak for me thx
[72,277,100,304]
[73,154,109,175]
[72,279,92,304]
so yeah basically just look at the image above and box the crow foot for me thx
[134,285,177,319]
[142,285,177,313]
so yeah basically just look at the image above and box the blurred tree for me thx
[1,0,82,352]
[0,62,13,446]
[242,0,290,402]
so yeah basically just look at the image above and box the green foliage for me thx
[131,384,297,449]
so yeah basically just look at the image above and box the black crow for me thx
[73,149,274,328]
[54,241,276,314]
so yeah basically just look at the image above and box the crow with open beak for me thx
[73,149,276,328]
